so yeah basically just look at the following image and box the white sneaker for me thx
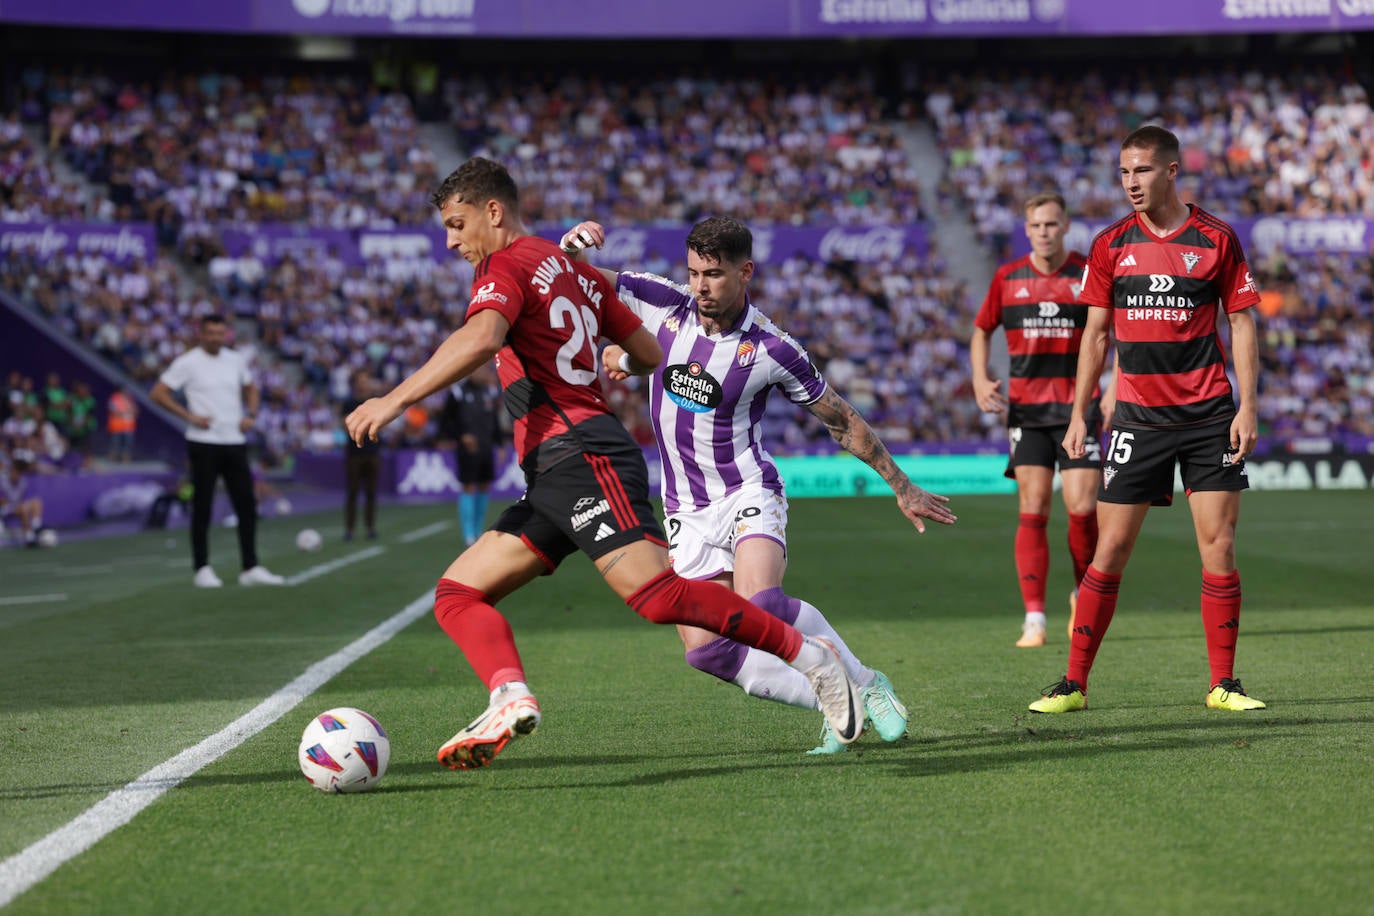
[238,565,285,586]
[437,683,542,770]
[796,636,864,746]
[193,565,223,588]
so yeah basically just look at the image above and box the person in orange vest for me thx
[107,384,138,463]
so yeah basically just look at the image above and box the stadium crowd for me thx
[930,65,1374,257]
[444,69,923,227]
[3,58,1371,469]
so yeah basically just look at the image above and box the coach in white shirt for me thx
[152,315,283,588]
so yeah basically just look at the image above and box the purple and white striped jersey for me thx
[616,271,827,514]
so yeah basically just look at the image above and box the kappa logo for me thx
[1103,466,1117,489]
[1181,251,1201,274]
[1118,254,1138,267]
[1148,275,1176,292]
[397,452,460,495]
[593,522,616,541]
[1014,286,1031,298]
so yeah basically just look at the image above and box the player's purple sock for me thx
[745,586,802,625]
[685,637,748,681]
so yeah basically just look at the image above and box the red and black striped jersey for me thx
[1081,205,1259,429]
[467,235,644,462]
[974,251,1098,427]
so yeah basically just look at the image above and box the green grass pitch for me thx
[2,490,1372,914]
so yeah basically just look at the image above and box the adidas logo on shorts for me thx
[593,522,616,541]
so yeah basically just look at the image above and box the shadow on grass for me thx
[8,707,1373,802]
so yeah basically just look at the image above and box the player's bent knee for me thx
[434,577,490,626]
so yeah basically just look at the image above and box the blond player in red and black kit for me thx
[1029,126,1266,714]
[346,158,865,770]
[971,192,1111,649]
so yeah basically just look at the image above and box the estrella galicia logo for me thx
[664,362,723,413]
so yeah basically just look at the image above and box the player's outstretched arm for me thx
[560,220,619,288]
[804,388,957,533]
[346,311,510,446]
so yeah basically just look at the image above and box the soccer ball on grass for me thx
[295,528,323,552]
[298,707,390,793]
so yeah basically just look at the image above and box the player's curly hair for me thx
[686,216,752,265]
[430,157,520,211]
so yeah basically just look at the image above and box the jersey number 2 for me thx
[549,295,601,385]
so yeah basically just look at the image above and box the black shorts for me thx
[1099,421,1248,507]
[457,448,496,486]
[493,448,667,571]
[1005,424,1102,480]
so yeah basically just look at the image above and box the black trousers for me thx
[344,451,380,533]
[188,441,258,571]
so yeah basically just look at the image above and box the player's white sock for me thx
[734,648,819,710]
[793,598,875,688]
[1026,611,1047,627]
[490,680,530,703]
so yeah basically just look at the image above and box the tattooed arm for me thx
[804,388,957,533]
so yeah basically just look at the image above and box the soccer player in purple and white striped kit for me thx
[562,216,958,752]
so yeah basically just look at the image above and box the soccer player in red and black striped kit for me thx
[971,192,1113,649]
[346,158,866,769]
[1030,126,1266,713]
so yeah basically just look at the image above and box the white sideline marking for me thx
[399,520,452,544]
[285,546,386,586]
[0,588,436,908]
[0,593,66,607]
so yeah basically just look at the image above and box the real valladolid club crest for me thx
[736,340,757,367]
[1181,251,1202,274]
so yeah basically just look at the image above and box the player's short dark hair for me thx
[1023,192,1066,215]
[685,216,752,265]
[430,157,520,211]
[1122,125,1181,164]
[199,314,227,328]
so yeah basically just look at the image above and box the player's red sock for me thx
[433,578,525,690]
[1015,513,1049,614]
[1200,569,1242,686]
[1066,511,1098,586]
[627,569,802,661]
[1066,565,1121,690]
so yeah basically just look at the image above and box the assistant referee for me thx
[152,314,283,588]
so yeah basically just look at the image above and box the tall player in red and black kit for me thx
[1029,126,1266,714]
[346,158,865,769]
[971,192,1112,649]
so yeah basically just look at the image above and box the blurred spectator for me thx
[107,383,138,462]
[1,455,45,547]
[68,379,98,465]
